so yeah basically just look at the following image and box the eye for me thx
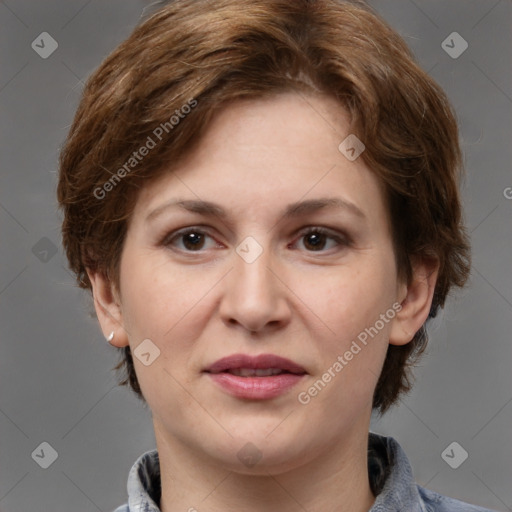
[163,226,348,253]
[164,227,220,252]
[293,227,348,252]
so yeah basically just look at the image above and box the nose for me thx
[218,245,291,334]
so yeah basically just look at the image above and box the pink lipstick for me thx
[204,353,307,400]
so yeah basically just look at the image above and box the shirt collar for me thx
[125,432,426,512]
[368,433,428,512]
[127,449,161,512]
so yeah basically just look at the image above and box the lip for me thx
[205,353,307,374]
[204,353,307,400]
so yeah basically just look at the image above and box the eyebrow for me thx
[145,197,366,223]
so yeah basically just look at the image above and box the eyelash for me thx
[163,226,350,254]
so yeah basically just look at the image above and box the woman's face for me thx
[115,92,407,472]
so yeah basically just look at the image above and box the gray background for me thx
[1,1,511,511]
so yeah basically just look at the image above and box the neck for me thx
[155,420,376,512]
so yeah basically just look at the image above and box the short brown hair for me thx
[57,0,470,414]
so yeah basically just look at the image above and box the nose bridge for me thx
[219,237,288,332]
[232,240,276,303]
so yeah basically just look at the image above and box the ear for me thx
[87,269,129,348]
[389,258,439,346]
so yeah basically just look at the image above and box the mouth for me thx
[204,353,307,376]
[203,353,307,400]
[218,368,298,377]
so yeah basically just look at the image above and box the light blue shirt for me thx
[113,432,496,512]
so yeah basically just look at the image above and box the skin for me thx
[89,92,438,512]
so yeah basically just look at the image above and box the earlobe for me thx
[87,269,130,348]
[389,259,439,346]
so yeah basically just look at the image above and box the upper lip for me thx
[204,353,307,375]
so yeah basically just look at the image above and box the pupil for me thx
[184,232,204,250]
[305,233,325,251]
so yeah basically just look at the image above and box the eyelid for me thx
[298,225,345,236]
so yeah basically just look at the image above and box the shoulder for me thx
[368,432,498,512]
[417,485,498,512]
[112,505,129,512]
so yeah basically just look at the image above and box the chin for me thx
[208,427,315,475]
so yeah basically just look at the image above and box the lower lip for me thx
[206,372,305,400]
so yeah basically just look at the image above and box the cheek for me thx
[118,249,213,355]
[117,251,208,406]
[298,258,396,338]
[294,270,395,413]
[294,254,398,404]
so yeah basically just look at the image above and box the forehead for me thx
[130,92,390,230]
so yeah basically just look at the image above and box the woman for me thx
[57,0,495,510]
